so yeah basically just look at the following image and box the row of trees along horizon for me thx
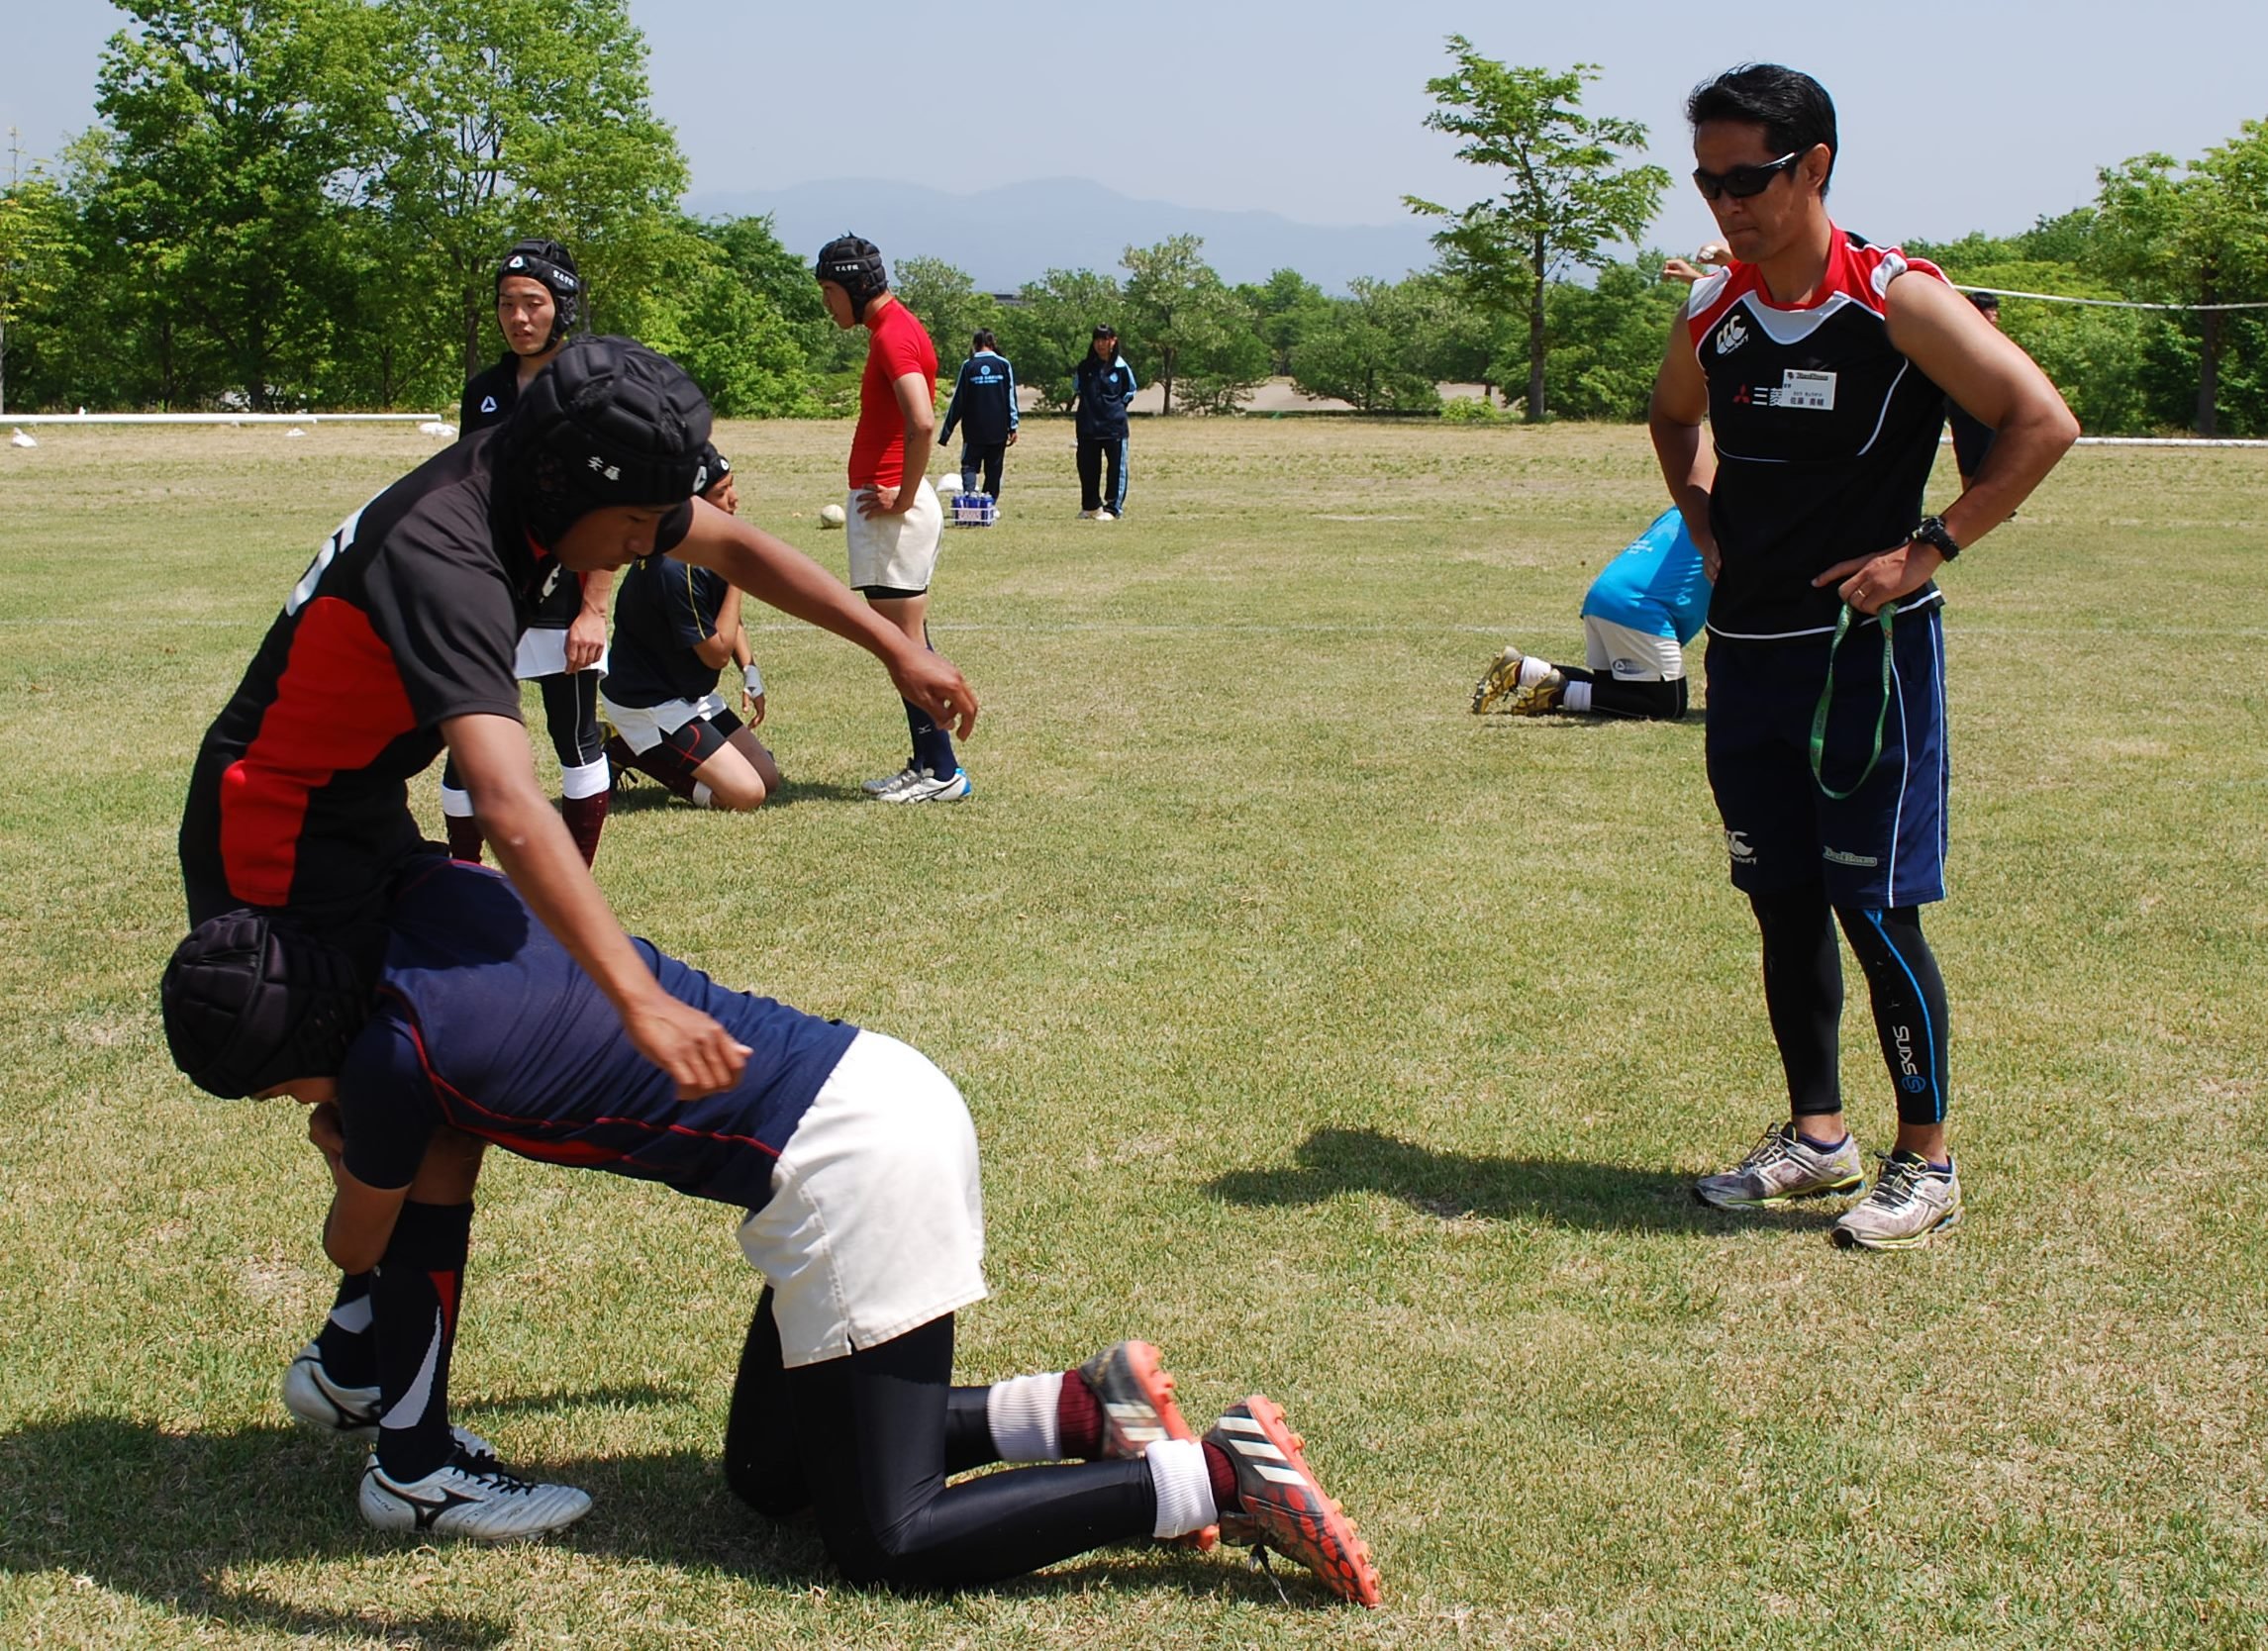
[2,8,2264,435]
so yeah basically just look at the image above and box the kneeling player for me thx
[1470,507,1709,720]
[159,863,1381,1605]
[601,447,783,811]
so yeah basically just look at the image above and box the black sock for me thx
[372,1200,474,1483]
[1836,906,1951,1127]
[1749,884,1843,1116]
[316,1272,377,1387]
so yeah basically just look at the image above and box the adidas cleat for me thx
[1470,644,1528,714]
[1207,1396,1381,1608]
[359,1443,591,1541]
[1077,1340,1216,1551]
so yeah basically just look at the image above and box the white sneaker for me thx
[861,765,922,798]
[1094,509,1117,522]
[1832,1153,1962,1250]
[359,1443,592,1540]
[878,766,971,804]
[283,1342,496,1456]
[1077,510,1099,520]
[283,1341,381,1436]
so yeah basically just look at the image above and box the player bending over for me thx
[158,863,1381,1605]
[1470,508,1709,720]
[601,446,783,811]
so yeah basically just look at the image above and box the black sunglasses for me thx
[1692,151,1802,202]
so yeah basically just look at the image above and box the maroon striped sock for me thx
[1203,1440,1240,1512]
[1056,1368,1102,1459]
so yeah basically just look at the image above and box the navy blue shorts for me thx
[1704,602,1948,908]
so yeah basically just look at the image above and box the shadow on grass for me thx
[1209,1125,1833,1235]
[606,776,868,815]
[0,1414,1340,1634]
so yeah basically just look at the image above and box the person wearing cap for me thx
[1069,326,1137,521]
[177,336,979,1435]
[445,240,617,866]
[601,444,783,811]
[156,862,1383,1607]
[937,329,1019,504]
[814,234,968,804]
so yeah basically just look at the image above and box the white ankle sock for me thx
[985,1372,1064,1462]
[692,782,715,810]
[1145,1437,1218,1538]
[1564,681,1593,713]
[1518,656,1553,687]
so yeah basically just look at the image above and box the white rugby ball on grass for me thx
[819,503,847,528]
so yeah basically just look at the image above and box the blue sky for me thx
[7,0,2264,254]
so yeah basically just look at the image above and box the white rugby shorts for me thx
[513,626,607,681]
[737,1030,988,1367]
[599,689,727,755]
[843,479,943,592]
[1583,616,1688,683]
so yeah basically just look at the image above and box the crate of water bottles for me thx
[948,490,997,527]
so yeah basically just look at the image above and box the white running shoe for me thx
[283,1341,381,1436]
[861,765,923,798]
[359,1444,592,1540]
[1077,510,1099,520]
[1832,1153,1962,1250]
[878,767,971,804]
[283,1342,496,1457]
[1094,509,1117,522]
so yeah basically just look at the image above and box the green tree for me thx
[0,139,78,414]
[1236,267,1330,376]
[1536,254,1685,421]
[1407,40,1668,422]
[638,224,816,419]
[353,0,688,382]
[1289,277,1442,413]
[1119,235,1265,415]
[87,0,366,408]
[2095,123,2268,436]
[996,266,1122,410]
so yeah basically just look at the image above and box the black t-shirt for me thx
[339,861,858,1207]
[179,432,551,927]
[1946,397,1995,480]
[458,353,521,436]
[604,551,728,708]
[1685,230,1950,639]
[460,352,586,630]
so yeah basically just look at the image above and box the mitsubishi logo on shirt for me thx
[1715,314,1749,356]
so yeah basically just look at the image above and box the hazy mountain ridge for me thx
[683,176,1439,294]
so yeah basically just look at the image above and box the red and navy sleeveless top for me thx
[1686,228,1950,639]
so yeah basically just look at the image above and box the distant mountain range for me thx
[682,177,1439,295]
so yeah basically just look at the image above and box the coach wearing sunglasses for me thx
[1649,63,2077,1252]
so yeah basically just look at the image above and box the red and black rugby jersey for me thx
[1686,229,1950,639]
[179,431,546,926]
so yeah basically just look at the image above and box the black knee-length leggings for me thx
[723,1291,1155,1590]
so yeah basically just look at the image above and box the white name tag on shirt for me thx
[1778,370,1836,411]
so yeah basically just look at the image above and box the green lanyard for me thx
[1809,601,1894,801]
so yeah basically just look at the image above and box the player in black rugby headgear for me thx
[448,239,613,867]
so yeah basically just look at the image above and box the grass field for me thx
[2,417,2265,1649]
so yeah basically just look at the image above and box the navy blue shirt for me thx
[605,551,729,709]
[336,862,859,1206]
[1072,352,1137,439]
[938,349,1019,446]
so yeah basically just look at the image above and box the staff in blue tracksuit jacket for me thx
[1069,325,1137,520]
[937,331,1019,500]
